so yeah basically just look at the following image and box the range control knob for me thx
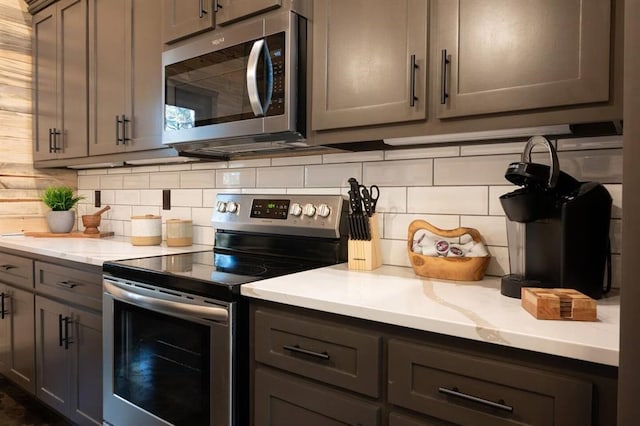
[226,201,239,213]
[317,203,331,218]
[216,201,227,213]
[302,203,316,217]
[289,203,303,216]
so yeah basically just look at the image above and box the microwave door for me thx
[246,39,273,118]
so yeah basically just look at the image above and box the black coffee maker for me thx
[499,136,612,299]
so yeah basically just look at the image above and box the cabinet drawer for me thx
[254,308,381,397]
[255,367,381,426]
[388,339,592,426]
[35,261,101,311]
[0,252,33,289]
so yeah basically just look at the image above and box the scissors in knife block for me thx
[359,184,380,216]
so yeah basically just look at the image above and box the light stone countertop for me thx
[241,263,620,367]
[0,234,212,266]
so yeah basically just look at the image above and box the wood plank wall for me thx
[0,0,76,233]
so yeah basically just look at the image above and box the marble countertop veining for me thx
[0,234,212,266]
[241,264,620,367]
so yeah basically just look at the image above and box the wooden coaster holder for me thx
[348,213,382,271]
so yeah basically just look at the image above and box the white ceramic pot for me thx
[166,219,193,247]
[46,210,76,234]
[130,215,162,246]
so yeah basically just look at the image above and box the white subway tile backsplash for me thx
[132,206,160,217]
[241,188,287,194]
[139,189,163,206]
[115,190,140,206]
[228,158,271,168]
[192,207,213,227]
[77,190,94,205]
[107,167,131,175]
[100,190,116,205]
[434,154,519,186]
[150,172,180,189]
[131,165,160,173]
[109,205,132,221]
[460,140,553,156]
[123,173,150,189]
[384,213,459,240]
[304,163,362,188]
[286,187,341,195]
[161,207,192,221]
[193,225,215,245]
[257,166,304,188]
[181,170,216,188]
[271,155,323,166]
[363,159,433,186]
[374,187,406,213]
[172,189,203,207]
[605,184,622,219]
[191,162,228,170]
[158,163,192,172]
[408,187,488,215]
[460,216,507,246]
[216,168,256,188]
[558,149,623,183]
[384,145,460,161]
[488,186,515,215]
[78,175,100,189]
[323,151,384,164]
[485,246,509,277]
[100,175,124,189]
[380,239,412,267]
[557,135,623,151]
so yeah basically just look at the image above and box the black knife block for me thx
[348,213,382,271]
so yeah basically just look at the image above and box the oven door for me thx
[102,277,234,426]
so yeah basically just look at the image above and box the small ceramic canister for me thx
[130,215,162,246]
[166,219,193,247]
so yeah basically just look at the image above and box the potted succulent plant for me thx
[41,186,84,233]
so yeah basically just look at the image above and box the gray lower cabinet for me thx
[251,301,615,425]
[0,283,35,394]
[34,260,103,425]
[90,0,164,156]
[434,0,611,118]
[163,0,215,43]
[32,0,88,161]
[311,0,428,131]
[35,296,102,426]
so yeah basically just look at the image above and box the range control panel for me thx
[212,194,348,238]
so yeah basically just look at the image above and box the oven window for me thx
[113,301,210,425]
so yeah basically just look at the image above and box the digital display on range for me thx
[250,199,290,219]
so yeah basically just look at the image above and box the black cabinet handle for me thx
[0,264,15,271]
[438,386,514,413]
[52,128,61,152]
[1,293,7,320]
[58,314,73,350]
[122,115,130,145]
[440,49,450,105]
[214,0,222,12]
[56,281,78,289]
[409,54,418,107]
[48,128,54,153]
[283,344,330,360]
[199,0,208,17]
[115,115,122,145]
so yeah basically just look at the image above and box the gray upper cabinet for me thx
[89,0,163,156]
[216,0,281,25]
[162,0,215,44]
[312,0,428,131]
[434,0,611,118]
[33,0,88,161]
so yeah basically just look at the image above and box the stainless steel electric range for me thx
[101,194,348,426]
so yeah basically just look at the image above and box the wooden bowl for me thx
[407,220,490,281]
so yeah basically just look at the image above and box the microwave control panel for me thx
[266,32,286,117]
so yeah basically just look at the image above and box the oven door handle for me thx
[104,280,229,322]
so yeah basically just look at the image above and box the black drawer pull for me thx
[283,344,330,360]
[0,264,16,271]
[55,281,78,289]
[58,314,73,350]
[440,49,450,105]
[1,292,7,320]
[438,386,513,413]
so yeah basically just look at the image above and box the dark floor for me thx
[0,375,70,426]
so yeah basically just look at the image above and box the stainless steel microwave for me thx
[162,12,307,158]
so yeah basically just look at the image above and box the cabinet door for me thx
[435,0,611,118]
[33,0,88,161]
[70,308,102,426]
[89,0,128,156]
[0,284,35,394]
[312,0,428,131]
[128,0,164,152]
[162,0,215,44]
[216,0,281,26]
[33,5,58,162]
[35,296,72,416]
[254,367,381,426]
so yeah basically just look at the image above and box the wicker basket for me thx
[407,219,490,281]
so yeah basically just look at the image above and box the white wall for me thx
[77,135,623,286]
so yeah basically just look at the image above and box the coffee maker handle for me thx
[521,135,560,189]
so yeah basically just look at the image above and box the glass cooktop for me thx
[103,250,330,301]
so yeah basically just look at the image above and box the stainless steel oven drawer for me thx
[0,252,33,289]
[254,307,382,397]
[35,261,101,311]
[388,339,593,425]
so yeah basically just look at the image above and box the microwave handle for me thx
[246,39,273,117]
